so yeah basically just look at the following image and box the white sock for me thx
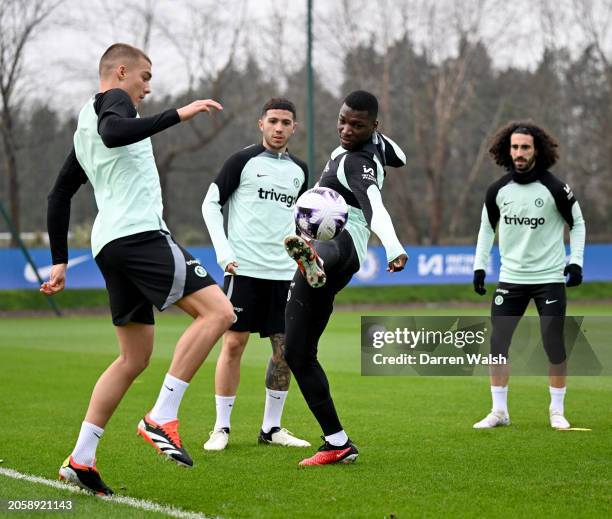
[71,421,104,467]
[262,389,288,433]
[491,385,508,414]
[214,395,236,431]
[325,430,349,447]
[549,386,566,414]
[149,373,189,424]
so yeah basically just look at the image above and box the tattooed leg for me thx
[266,333,291,391]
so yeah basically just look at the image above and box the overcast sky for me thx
[20,0,612,112]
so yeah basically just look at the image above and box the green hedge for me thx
[334,282,612,305]
[0,289,109,311]
[1,282,610,311]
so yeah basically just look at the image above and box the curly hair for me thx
[488,120,560,170]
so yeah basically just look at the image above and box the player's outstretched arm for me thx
[177,100,223,122]
[97,91,221,148]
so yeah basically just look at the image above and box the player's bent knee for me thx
[217,304,237,330]
[546,349,567,365]
[223,337,248,358]
[118,355,150,378]
[284,347,306,371]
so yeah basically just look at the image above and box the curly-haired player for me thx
[472,120,586,430]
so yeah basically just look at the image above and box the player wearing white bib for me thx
[202,98,310,450]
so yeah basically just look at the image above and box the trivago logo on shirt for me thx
[257,187,297,207]
[503,215,546,229]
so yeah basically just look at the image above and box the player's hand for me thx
[177,99,223,122]
[473,269,486,295]
[225,261,239,275]
[40,263,67,296]
[564,263,583,287]
[387,253,408,273]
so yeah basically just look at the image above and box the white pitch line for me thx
[0,467,217,519]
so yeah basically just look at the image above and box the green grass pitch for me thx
[1,303,610,518]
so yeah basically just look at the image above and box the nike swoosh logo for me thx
[256,174,268,177]
[335,450,348,459]
[271,395,281,400]
[164,385,174,392]
[545,299,558,304]
[24,254,91,283]
[503,202,512,206]
[93,433,101,439]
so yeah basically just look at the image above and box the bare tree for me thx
[153,0,261,221]
[0,0,63,244]
[447,97,505,237]
[403,1,515,243]
[568,0,612,234]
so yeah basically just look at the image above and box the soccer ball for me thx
[294,187,348,241]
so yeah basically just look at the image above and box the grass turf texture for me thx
[2,281,611,311]
[1,305,610,518]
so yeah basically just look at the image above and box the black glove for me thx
[564,263,583,287]
[473,269,486,295]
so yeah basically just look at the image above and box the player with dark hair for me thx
[42,43,235,495]
[283,90,408,466]
[472,120,585,430]
[201,98,310,450]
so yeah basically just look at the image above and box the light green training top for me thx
[474,170,585,284]
[202,144,307,280]
[73,97,168,257]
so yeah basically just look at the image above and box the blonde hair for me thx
[99,43,151,77]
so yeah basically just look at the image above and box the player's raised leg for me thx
[138,284,235,466]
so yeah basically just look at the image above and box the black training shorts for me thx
[95,230,216,326]
[490,282,567,364]
[223,275,290,338]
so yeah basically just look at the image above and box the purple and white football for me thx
[294,187,348,241]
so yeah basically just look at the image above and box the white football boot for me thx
[549,410,570,429]
[258,427,311,447]
[203,428,230,451]
[473,410,511,429]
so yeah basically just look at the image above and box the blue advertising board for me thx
[1,244,611,289]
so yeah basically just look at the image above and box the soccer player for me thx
[282,90,408,466]
[41,43,235,495]
[472,121,585,430]
[201,98,310,450]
